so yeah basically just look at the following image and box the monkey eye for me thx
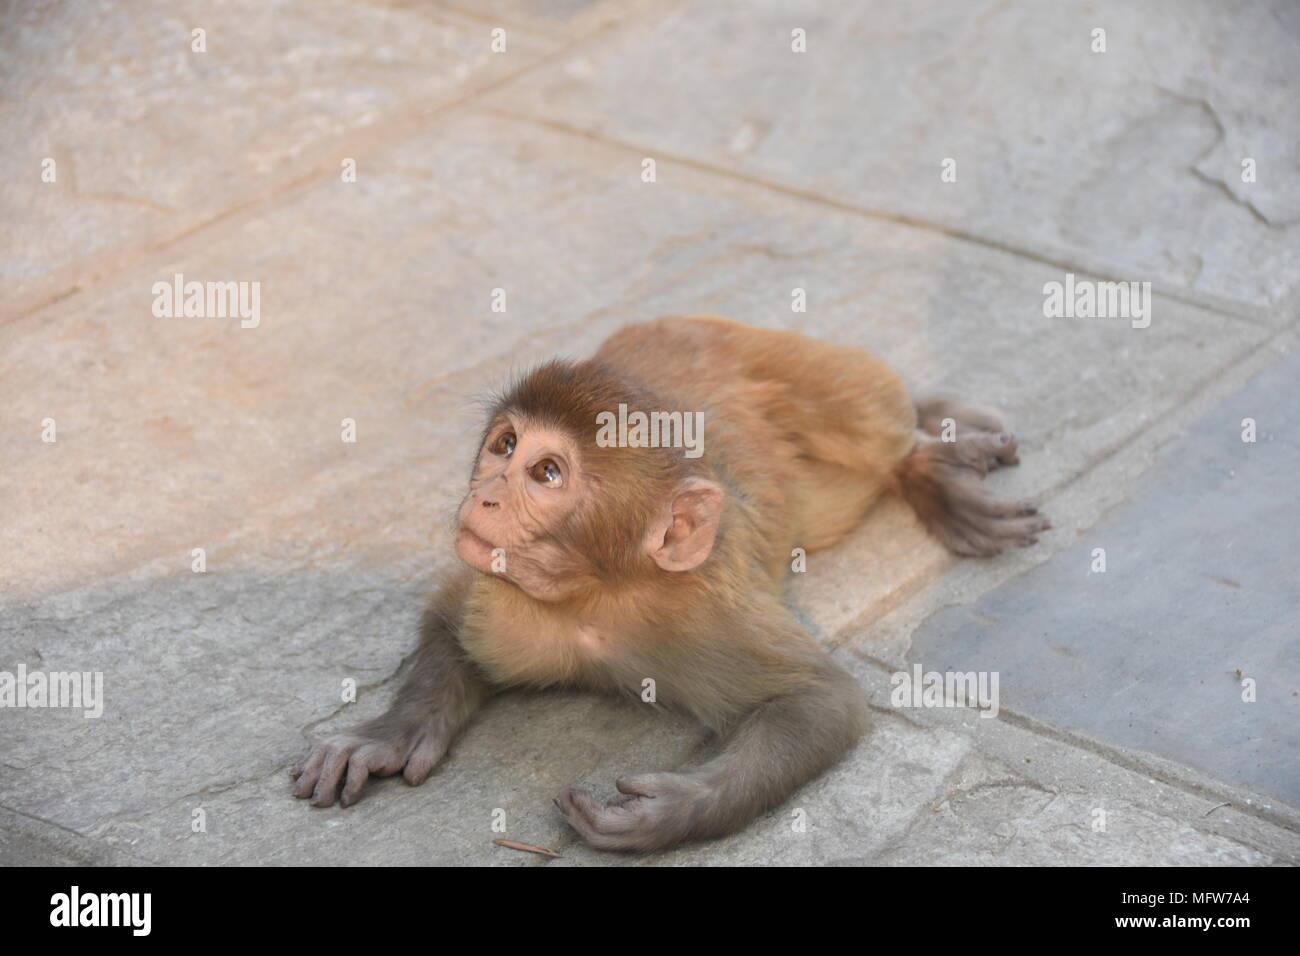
[490,431,516,457]
[530,459,564,488]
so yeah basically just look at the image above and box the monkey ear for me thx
[645,478,724,572]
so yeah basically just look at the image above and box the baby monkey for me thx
[293,316,1049,851]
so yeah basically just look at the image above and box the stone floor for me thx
[1,0,1297,866]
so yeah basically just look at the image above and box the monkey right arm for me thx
[292,575,490,808]
[557,597,872,851]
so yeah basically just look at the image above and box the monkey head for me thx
[454,360,723,603]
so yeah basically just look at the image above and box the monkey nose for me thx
[480,499,501,510]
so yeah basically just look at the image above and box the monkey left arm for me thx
[558,651,869,852]
[292,574,490,807]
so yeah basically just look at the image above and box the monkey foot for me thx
[898,432,1050,557]
[915,396,1008,441]
[935,481,1051,557]
[947,430,1021,474]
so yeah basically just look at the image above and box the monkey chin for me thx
[454,526,497,574]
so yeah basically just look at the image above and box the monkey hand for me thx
[291,717,449,808]
[557,771,717,852]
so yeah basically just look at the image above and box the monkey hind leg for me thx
[790,459,892,552]
[895,431,1050,557]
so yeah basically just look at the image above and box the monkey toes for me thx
[916,397,1008,440]
[938,478,1050,557]
[955,430,1021,473]
[899,432,1050,557]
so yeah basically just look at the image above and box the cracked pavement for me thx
[2,0,1298,865]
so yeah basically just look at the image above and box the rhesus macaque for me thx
[293,316,1049,850]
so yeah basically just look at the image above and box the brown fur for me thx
[292,316,1048,850]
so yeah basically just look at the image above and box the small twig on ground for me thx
[493,838,562,858]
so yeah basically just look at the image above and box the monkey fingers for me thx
[397,729,450,788]
[557,788,665,852]
[557,773,707,852]
[291,735,406,808]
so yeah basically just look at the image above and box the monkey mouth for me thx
[458,526,493,549]
[455,525,498,568]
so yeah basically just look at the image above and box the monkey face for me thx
[455,361,729,602]
[455,416,590,601]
